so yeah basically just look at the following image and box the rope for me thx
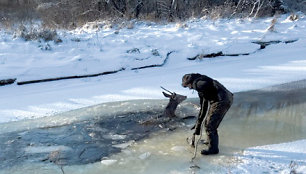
[191,102,210,162]
[191,121,204,162]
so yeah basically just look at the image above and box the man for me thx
[182,73,233,155]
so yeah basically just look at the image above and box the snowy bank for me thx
[1,14,306,123]
[234,140,306,174]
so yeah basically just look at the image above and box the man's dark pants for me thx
[204,94,233,152]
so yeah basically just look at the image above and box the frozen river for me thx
[0,80,305,174]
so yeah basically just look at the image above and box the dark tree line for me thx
[1,0,305,29]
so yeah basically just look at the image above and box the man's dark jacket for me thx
[183,73,233,135]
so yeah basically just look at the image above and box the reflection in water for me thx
[0,80,305,174]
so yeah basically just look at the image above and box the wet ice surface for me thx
[0,80,306,174]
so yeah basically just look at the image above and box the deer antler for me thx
[160,86,173,94]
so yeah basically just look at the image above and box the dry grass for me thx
[0,0,303,30]
[17,27,62,43]
[0,2,38,28]
[267,17,278,32]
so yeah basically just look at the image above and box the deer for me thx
[161,86,187,117]
[140,87,187,126]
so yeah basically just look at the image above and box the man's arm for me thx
[190,93,204,130]
[194,99,209,135]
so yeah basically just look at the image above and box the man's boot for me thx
[201,132,219,155]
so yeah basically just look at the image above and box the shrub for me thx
[15,25,62,43]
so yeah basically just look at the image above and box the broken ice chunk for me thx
[139,152,151,160]
[171,146,187,152]
[103,133,127,140]
[101,159,118,166]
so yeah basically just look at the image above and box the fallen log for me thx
[17,68,126,85]
[0,78,16,86]
[188,39,298,61]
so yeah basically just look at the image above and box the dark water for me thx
[0,110,192,169]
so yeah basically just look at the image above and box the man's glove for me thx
[191,122,201,135]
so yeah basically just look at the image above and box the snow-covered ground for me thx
[234,140,306,174]
[0,14,306,173]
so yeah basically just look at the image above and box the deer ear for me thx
[162,92,171,98]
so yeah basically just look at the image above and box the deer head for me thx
[161,87,187,117]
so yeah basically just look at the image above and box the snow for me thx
[233,140,306,174]
[0,14,306,173]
